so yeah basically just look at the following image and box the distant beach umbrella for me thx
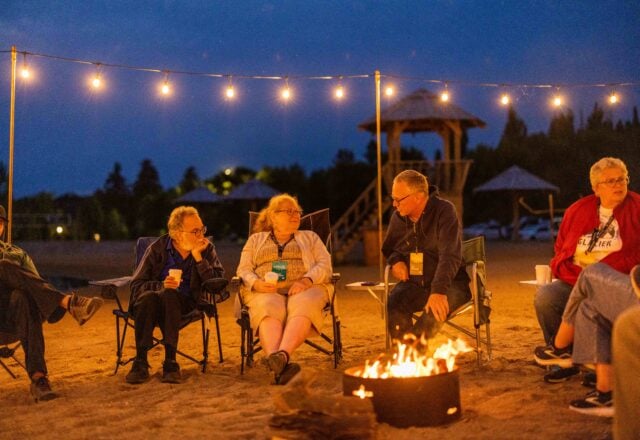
[474,165,559,240]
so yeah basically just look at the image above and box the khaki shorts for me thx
[244,285,329,334]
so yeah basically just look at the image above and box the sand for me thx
[0,240,612,439]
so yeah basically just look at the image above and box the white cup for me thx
[169,268,183,284]
[264,271,279,285]
[535,265,552,285]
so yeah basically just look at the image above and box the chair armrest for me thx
[89,276,132,300]
[201,278,230,304]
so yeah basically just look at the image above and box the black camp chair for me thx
[384,235,492,365]
[234,208,342,373]
[0,332,26,379]
[91,236,229,374]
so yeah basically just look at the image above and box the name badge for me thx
[410,252,424,276]
[272,260,288,281]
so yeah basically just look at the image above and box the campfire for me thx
[343,336,471,428]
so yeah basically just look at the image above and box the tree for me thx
[133,159,162,198]
[178,166,200,194]
[498,107,527,151]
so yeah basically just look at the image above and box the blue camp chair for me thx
[91,236,228,374]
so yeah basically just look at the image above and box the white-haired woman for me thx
[236,194,332,384]
[533,157,640,414]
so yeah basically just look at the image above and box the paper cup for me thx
[264,271,279,285]
[535,265,552,285]
[169,268,183,284]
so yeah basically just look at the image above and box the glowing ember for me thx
[358,338,471,379]
[352,385,374,399]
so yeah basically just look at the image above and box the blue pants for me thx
[534,279,572,343]
[562,263,638,364]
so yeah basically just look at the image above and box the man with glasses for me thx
[532,157,640,408]
[382,170,471,340]
[125,206,225,384]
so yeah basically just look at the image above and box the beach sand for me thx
[0,240,611,439]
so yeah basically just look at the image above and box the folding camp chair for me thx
[384,235,492,365]
[91,236,229,374]
[234,208,342,373]
[0,332,26,379]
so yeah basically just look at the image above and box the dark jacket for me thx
[382,189,467,294]
[130,234,225,308]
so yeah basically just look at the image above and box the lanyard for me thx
[270,232,294,259]
[585,215,615,255]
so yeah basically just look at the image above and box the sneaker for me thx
[266,351,289,376]
[631,265,640,298]
[161,360,182,384]
[276,362,301,385]
[125,359,150,384]
[569,389,614,417]
[68,293,104,326]
[543,366,580,383]
[30,376,57,402]
[534,343,573,368]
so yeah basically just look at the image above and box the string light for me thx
[552,95,563,108]
[90,63,102,89]
[334,84,345,100]
[384,85,395,97]
[160,71,171,96]
[20,52,30,79]
[224,77,235,100]
[499,93,511,106]
[608,92,619,105]
[280,78,292,102]
[440,84,450,103]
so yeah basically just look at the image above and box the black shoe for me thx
[569,389,614,417]
[68,293,104,326]
[161,360,182,384]
[125,359,150,384]
[266,351,289,376]
[534,343,573,368]
[581,372,597,388]
[276,362,301,385]
[543,365,580,383]
[30,376,57,402]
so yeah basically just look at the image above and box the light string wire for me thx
[2,49,639,88]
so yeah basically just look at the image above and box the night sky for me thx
[1,1,639,197]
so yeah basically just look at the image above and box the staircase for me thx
[331,160,472,263]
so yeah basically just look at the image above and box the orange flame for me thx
[358,338,470,379]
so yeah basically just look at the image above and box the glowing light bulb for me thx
[552,96,563,107]
[440,91,450,102]
[281,87,291,101]
[500,94,510,106]
[225,86,235,99]
[608,93,619,105]
[335,86,344,99]
[161,82,170,95]
[384,86,394,97]
[20,67,30,79]
[92,76,101,89]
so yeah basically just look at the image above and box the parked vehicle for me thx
[519,216,563,241]
[463,220,504,240]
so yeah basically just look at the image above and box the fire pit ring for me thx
[343,366,461,428]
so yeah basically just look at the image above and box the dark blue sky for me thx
[1,1,639,197]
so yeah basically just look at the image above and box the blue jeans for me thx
[562,263,638,364]
[534,279,572,343]
[387,279,471,340]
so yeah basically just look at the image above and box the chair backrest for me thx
[462,235,490,324]
[248,208,333,253]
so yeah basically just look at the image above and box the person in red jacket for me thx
[533,157,640,383]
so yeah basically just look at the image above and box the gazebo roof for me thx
[226,179,279,200]
[473,165,559,193]
[175,187,222,203]
[358,88,486,133]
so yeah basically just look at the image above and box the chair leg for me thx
[213,314,224,364]
[0,359,17,379]
[485,322,492,361]
[201,317,210,373]
[240,325,247,375]
[114,316,128,375]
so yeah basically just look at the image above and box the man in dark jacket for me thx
[125,206,225,384]
[382,170,470,340]
[0,205,103,401]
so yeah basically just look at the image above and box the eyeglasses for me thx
[275,209,303,217]
[597,176,629,187]
[180,226,207,237]
[391,192,416,204]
